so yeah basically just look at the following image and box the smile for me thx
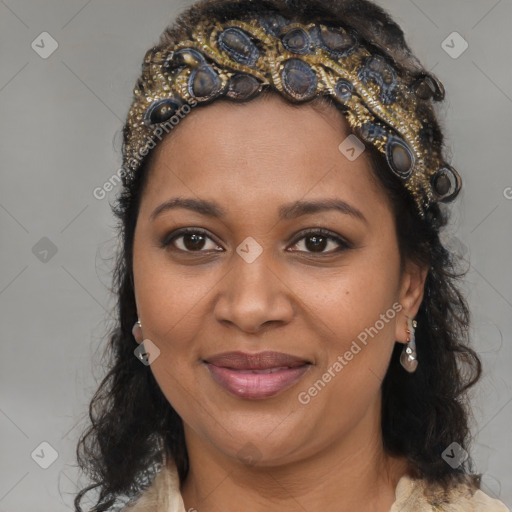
[204,363,311,399]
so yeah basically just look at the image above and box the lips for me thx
[204,350,311,370]
[203,351,311,399]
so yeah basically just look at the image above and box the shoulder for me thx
[391,474,510,512]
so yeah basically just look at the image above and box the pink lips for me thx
[204,350,311,399]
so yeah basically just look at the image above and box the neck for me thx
[179,400,412,512]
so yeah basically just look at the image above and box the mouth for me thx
[203,351,312,399]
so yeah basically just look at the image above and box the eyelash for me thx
[160,227,351,255]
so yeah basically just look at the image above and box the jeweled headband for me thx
[122,11,462,218]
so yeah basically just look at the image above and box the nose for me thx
[213,247,295,334]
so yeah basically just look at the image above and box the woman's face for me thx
[132,94,426,466]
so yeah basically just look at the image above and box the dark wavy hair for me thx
[74,0,483,510]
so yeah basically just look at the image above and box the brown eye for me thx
[304,234,331,252]
[181,232,207,251]
[162,228,222,253]
[288,229,350,254]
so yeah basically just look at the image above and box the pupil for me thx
[184,233,205,250]
[306,235,326,252]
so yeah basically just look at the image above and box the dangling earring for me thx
[132,319,142,344]
[400,316,418,373]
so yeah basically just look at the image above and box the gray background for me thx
[0,0,511,510]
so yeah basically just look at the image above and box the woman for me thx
[75,0,509,511]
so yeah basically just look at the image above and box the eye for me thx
[287,228,351,254]
[161,227,351,255]
[161,228,223,253]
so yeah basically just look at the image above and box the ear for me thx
[394,260,429,344]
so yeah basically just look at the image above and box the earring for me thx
[132,319,142,344]
[400,316,418,373]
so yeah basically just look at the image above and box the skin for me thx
[132,93,428,512]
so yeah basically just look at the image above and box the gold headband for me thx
[122,11,462,218]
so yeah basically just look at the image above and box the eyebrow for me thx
[150,197,367,224]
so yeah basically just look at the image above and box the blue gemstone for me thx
[281,58,317,101]
[218,27,259,67]
[310,25,357,58]
[281,27,311,54]
[188,65,222,101]
[431,165,461,201]
[334,79,353,102]
[145,98,182,124]
[385,136,414,178]
[227,74,261,100]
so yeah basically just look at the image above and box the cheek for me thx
[287,249,400,343]
[295,275,399,438]
[132,242,218,352]
[289,250,401,396]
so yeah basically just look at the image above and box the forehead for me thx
[140,94,391,222]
